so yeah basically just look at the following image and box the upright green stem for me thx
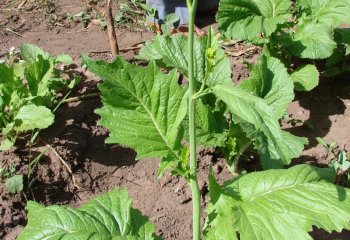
[186,1,201,240]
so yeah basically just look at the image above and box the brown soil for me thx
[1,1,350,240]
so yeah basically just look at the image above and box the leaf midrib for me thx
[121,74,179,159]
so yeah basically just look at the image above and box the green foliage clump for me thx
[0,44,77,151]
[216,0,350,89]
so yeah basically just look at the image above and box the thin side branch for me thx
[63,92,100,103]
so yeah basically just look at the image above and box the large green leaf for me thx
[216,0,292,43]
[24,55,54,97]
[20,44,73,64]
[83,56,187,160]
[213,85,307,168]
[20,44,50,63]
[15,104,54,132]
[291,64,319,91]
[298,0,350,27]
[239,55,294,119]
[18,189,160,240]
[285,21,337,59]
[194,100,228,147]
[205,164,350,240]
[138,29,232,87]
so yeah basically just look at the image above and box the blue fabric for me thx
[146,0,218,26]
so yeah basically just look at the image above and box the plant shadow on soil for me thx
[284,75,349,155]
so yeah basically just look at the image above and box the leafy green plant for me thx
[67,11,93,28]
[0,162,23,194]
[0,44,78,151]
[316,137,338,160]
[216,0,350,90]
[324,27,350,77]
[5,174,23,194]
[17,189,160,239]
[330,150,350,186]
[19,1,350,239]
[331,150,350,174]
[80,0,350,238]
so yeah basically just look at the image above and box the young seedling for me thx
[316,137,338,159]
[0,162,23,194]
[330,151,350,173]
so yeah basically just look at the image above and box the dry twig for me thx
[106,0,119,57]
[17,0,28,9]
[225,46,258,57]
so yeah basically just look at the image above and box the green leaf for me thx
[222,124,251,170]
[83,56,187,160]
[291,64,319,91]
[213,85,307,168]
[0,63,15,108]
[285,21,337,59]
[334,28,350,45]
[239,55,294,119]
[0,138,14,151]
[326,49,344,68]
[205,164,350,240]
[24,55,54,97]
[18,189,160,240]
[298,0,350,27]
[15,105,54,132]
[55,54,73,64]
[5,175,23,194]
[138,30,232,87]
[204,168,239,240]
[0,63,14,84]
[194,100,228,147]
[20,44,50,63]
[161,13,180,35]
[216,0,292,43]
